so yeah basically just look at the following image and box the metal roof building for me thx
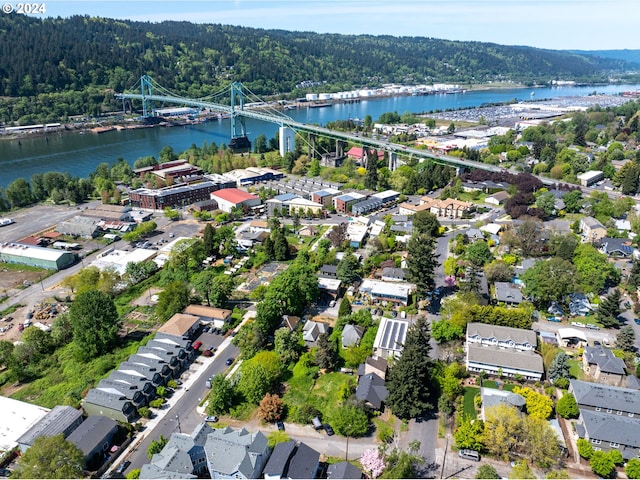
[0,242,76,270]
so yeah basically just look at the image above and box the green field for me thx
[463,387,480,418]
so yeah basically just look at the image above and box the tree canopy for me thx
[69,289,120,360]
[12,434,84,479]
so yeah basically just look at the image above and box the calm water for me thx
[1,83,639,188]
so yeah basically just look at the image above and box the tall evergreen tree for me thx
[406,233,438,298]
[615,325,636,352]
[597,289,622,328]
[203,223,218,257]
[548,352,570,382]
[385,316,437,419]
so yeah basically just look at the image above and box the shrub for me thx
[577,438,594,459]
[137,407,151,419]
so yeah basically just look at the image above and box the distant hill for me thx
[569,49,640,66]
[0,14,636,124]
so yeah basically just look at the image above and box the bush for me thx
[577,438,594,459]
[138,407,151,419]
[149,398,164,409]
[554,377,569,389]
[289,403,321,424]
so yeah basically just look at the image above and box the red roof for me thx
[346,147,385,159]
[211,188,259,205]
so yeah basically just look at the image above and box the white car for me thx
[571,322,585,327]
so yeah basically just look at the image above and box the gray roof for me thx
[356,373,389,410]
[327,461,363,479]
[262,440,296,477]
[380,267,406,280]
[67,415,118,457]
[570,380,640,415]
[584,345,627,375]
[146,445,196,478]
[467,344,544,374]
[466,323,536,346]
[16,405,83,447]
[580,409,640,449]
[342,324,365,348]
[203,427,269,477]
[494,282,523,304]
[287,442,320,480]
[83,389,132,411]
[140,463,196,479]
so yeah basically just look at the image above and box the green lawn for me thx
[568,359,583,380]
[481,380,517,392]
[463,387,479,419]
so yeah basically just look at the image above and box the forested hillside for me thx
[0,14,634,124]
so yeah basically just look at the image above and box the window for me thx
[629,413,635,418]
[610,442,620,448]
[617,411,623,416]
[592,439,601,445]
[606,409,612,413]
[595,407,601,411]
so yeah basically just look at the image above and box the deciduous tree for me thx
[258,393,284,422]
[12,434,84,479]
[556,392,579,419]
[69,289,120,361]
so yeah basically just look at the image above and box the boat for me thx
[308,102,331,108]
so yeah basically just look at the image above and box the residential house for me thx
[494,282,523,306]
[317,277,341,301]
[81,389,138,423]
[266,193,298,217]
[342,324,364,349]
[397,202,432,216]
[311,188,342,208]
[319,265,338,278]
[281,315,300,331]
[285,197,324,217]
[357,356,388,380]
[428,198,473,218]
[157,313,201,340]
[570,379,640,459]
[380,267,406,282]
[95,379,148,409]
[583,345,627,386]
[598,237,635,258]
[485,191,510,205]
[465,323,543,381]
[204,427,271,479]
[184,305,232,329]
[303,321,330,346]
[373,318,410,359]
[67,415,119,469]
[263,441,320,480]
[479,388,526,420]
[327,462,363,479]
[346,222,369,248]
[16,405,84,453]
[556,327,588,348]
[568,293,593,317]
[359,279,415,306]
[580,216,607,242]
[107,370,157,403]
[355,373,389,410]
[465,228,485,242]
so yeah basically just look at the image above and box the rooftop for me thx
[210,188,259,204]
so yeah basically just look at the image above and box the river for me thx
[1,83,639,188]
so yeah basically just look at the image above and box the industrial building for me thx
[0,242,76,270]
[128,178,235,210]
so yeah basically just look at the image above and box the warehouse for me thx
[0,242,76,270]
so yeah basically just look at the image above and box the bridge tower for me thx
[228,82,251,152]
[140,75,155,118]
[388,151,398,171]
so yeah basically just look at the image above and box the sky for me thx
[22,0,640,51]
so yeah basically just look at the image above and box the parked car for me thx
[635,318,640,325]
[323,423,335,436]
[458,449,480,461]
[312,416,323,430]
[225,357,234,366]
[205,415,219,423]
[585,324,600,330]
[329,300,336,308]
[116,460,131,474]
[276,421,285,431]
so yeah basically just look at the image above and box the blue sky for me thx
[37,0,640,51]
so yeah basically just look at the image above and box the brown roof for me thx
[184,305,232,321]
[157,313,200,337]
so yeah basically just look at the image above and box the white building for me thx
[0,396,50,454]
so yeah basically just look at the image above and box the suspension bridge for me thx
[115,75,558,183]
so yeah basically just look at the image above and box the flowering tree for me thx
[360,448,385,479]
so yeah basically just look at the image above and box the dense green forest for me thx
[0,13,635,124]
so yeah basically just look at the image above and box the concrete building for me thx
[310,188,341,208]
[333,192,366,214]
[285,197,324,217]
[0,242,76,270]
